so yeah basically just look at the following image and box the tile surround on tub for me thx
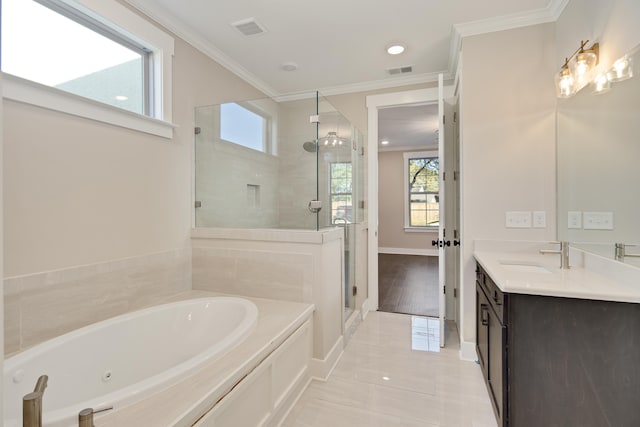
[4,248,192,356]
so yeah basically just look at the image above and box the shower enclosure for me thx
[194,92,365,319]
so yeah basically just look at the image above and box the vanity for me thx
[475,242,640,427]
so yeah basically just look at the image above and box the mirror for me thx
[557,44,640,265]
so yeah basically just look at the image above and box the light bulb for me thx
[593,73,610,94]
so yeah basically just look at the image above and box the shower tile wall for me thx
[195,105,280,228]
[277,100,318,230]
[4,248,191,355]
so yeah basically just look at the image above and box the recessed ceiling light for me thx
[381,140,390,145]
[281,62,298,71]
[387,44,405,55]
[115,95,128,101]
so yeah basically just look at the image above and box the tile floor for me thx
[282,312,497,427]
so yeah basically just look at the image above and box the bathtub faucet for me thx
[23,374,48,427]
[78,406,114,427]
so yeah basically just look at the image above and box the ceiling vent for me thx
[386,65,413,76]
[231,18,267,36]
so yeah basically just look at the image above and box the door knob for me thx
[453,240,460,246]
[443,240,451,247]
[432,240,439,247]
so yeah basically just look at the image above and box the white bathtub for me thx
[3,297,258,427]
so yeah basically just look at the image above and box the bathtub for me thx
[3,297,258,427]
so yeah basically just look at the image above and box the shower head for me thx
[302,141,317,153]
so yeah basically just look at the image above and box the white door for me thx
[437,74,446,347]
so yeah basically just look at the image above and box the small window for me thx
[219,103,269,152]
[330,162,353,224]
[404,152,439,228]
[2,0,152,115]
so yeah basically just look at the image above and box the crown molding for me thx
[123,0,279,98]
[447,0,570,84]
[315,71,451,97]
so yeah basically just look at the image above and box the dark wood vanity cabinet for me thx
[476,262,640,427]
[476,265,507,427]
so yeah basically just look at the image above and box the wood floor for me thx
[378,254,439,317]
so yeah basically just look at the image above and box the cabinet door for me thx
[476,284,489,375]
[488,310,505,425]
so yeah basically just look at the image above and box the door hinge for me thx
[194,127,201,135]
[443,114,446,124]
[353,286,357,296]
[443,228,446,238]
[194,200,202,208]
[443,285,446,294]
[454,171,459,181]
[453,111,457,123]
[454,229,458,239]
[454,288,457,298]
[443,172,445,181]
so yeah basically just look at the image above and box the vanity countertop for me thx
[474,240,640,303]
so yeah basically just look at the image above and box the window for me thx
[330,162,352,224]
[1,0,175,137]
[220,103,270,152]
[404,151,439,228]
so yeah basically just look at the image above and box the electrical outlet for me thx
[568,211,582,229]
[506,211,532,228]
[532,211,546,228]
[583,212,614,230]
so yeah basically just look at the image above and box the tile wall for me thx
[4,248,191,355]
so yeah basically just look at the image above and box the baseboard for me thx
[309,336,344,381]
[361,298,370,320]
[460,340,478,362]
[378,247,438,256]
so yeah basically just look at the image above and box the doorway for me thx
[376,102,440,317]
[366,81,459,347]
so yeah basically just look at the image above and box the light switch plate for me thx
[568,211,582,229]
[583,212,614,230]
[532,211,546,228]
[506,211,532,228]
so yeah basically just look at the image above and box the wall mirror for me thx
[557,44,640,266]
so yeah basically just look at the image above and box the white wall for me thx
[459,23,557,353]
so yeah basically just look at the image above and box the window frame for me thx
[1,0,175,138]
[329,162,353,225]
[218,101,273,154]
[403,150,439,231]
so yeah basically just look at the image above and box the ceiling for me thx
[378,104,439,152]
[125,0,566,97]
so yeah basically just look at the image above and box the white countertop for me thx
[474,240,640,303]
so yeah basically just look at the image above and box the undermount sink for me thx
[499,261,553,274]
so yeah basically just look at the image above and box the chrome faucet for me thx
[540,241,570,269]
[23,375,48,427]
[615,243,640,261]
[78,406,113,427]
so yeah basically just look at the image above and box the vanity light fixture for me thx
[555,40,599,98]
[607,55,633,82]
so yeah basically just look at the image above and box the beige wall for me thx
[378,151,436,250]
[3,33,263,277]
[459,23,557,347]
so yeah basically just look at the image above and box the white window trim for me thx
[1,0,176,138]
[403,150,438,231]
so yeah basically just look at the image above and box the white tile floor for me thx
[282,312,498,427]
